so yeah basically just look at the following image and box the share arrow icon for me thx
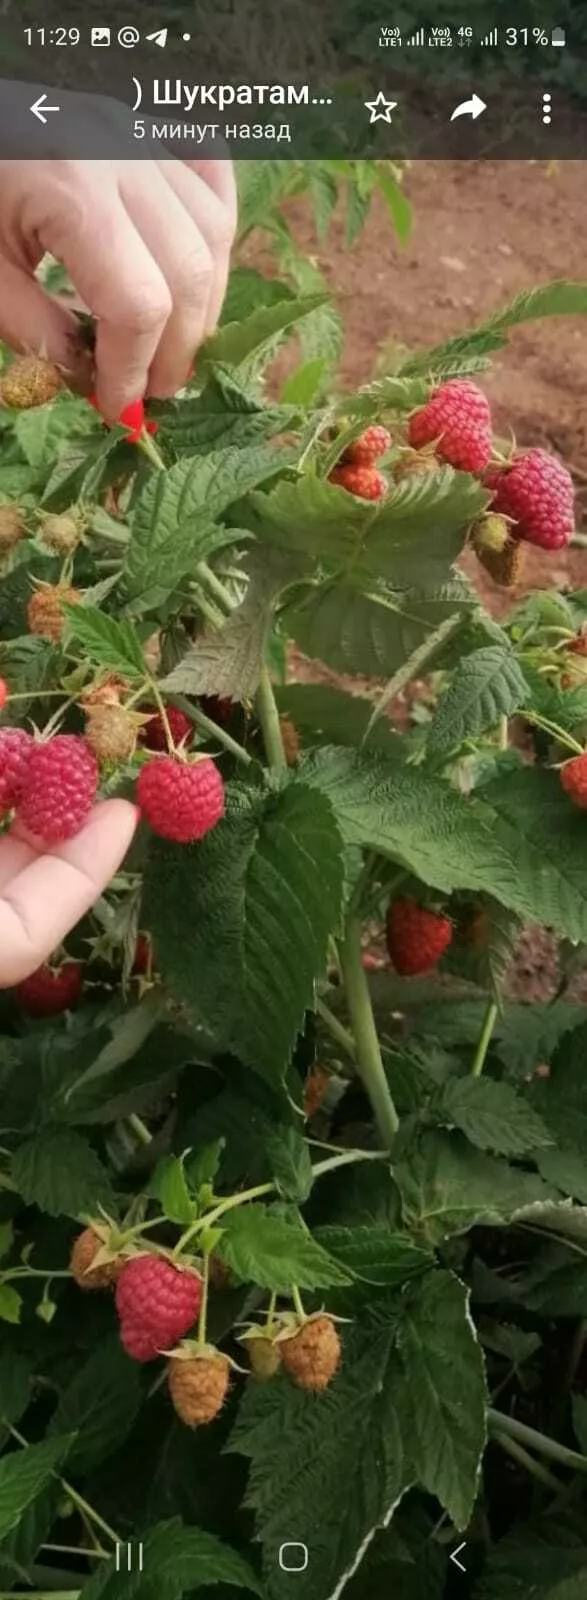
[450,93,486,121]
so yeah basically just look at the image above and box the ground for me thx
[254,159,587,999]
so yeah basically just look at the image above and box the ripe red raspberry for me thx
[560,753,587,809]
[199,695,233,725]
[115,1255,202,1361]
[15,960,83,1017]
[485,448,575,550]
[568,634,587,657]
[386,897,453,976]
[17,734,98,843]
[408,379,492,473]
[328,464,387,500]
[141,704,193,751]
[342,425,392,467]
[132,932,153,976]
[137,756,224,844]
[0,727,33,812]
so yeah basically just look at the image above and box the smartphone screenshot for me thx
[0,5,585,1599]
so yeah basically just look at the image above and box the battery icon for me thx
[551,27,566,45]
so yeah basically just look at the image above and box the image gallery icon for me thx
[90,26,111,46]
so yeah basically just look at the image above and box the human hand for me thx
[0,799,138,987]
[0,142,237,420]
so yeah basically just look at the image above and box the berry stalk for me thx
[339,914,399,1147]
[470,998,499,1079]
[255,665,287,774]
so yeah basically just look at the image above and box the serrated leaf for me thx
[275,683,402,756]
[0,1351,32,1433]
[0,1436,72,1543]
[397,1271,486,1528]
[428,646,529,753]
[436,1077,553,1157]
[376,167,413,245]
[41,431,124,511]
[142,782,345,1081]
[474,1534,587,1599]
[11,1126,116,1220]
[154,365,297,453]
[283,578,477,679]
[335,374,429,423]
[48,1338,142,1476]
[314,1225,433,1287]
[80,1517,263,1600]
[63,603,145,678]
[124,445,286,606]
[159,550,300,700]
[0,1286,21,1325]
[200,293,328,370]
[0,464,36,502]
[183,1139,225,1191]
[396,1130,557,1247]
[216,1201,350,1291]
[280,357,328,405]
[247,468,486,585]
[264,1126,314,1203]
[149,1155,194,1226]
[15,395,97,473]
[401,280,587,380]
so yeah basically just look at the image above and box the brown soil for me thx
[252,159,587,1003]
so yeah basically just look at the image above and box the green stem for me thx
[192,585,225,630]
[470,999,499,1078]
[523,710,584,756]
[126,1113,152,1147]
[488,1408,587,1474]
[498,714,509,751]
[197,1250,210,1348]
[196,559,234,614]
[315,997,357,1061]
[256,666,286,773]
[265,1290,278,1331]
[339,914,399,1148]
[8,1425,121,1546]
[492,1429,562,1492]
[137,429,167,471]
[170,694,252,768]
[291,1284,306,1319]
[173,1182,275,1258]
[146,677,175,754]
[42,1544,108,1561]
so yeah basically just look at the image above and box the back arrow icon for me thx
[450,93,486,121]
[31,93,60,124]
[450,1541,467,1573]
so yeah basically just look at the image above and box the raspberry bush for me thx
[0,257,587,1600]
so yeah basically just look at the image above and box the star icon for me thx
[365,90,398,124]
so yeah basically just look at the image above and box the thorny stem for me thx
[487,1408,587,1474]
[492,1429,562,1492]
[315,997,357,1061]
[470,998,499,1078]
[340,914,399,1148]
[256,665,287,773]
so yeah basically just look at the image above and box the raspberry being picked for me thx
[17,734,98,844]
[408,379,493,474]
[15,959,83,1017]
[342,424,392,467]
[278,1313,341,1392]
[485,447,575,550]
[137,755,225,844]
[328,463,387,501]
[560,752,587,810]
[168,1345,231,1425]
[386,896,453,976]
[0,727,34,813]
[115,1254,202,1362]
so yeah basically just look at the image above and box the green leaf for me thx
[0,1350,31,1433]
[0,1436,72,1542]
[159,551,300,701]
[149,1155,195,1226]
[217,1202,350,1291]
[376,167,412,244]
[11,1126,116,1219]
[124,445,286,605]
[154,364,297,452]
[280,357,328,405]
[0,1286,21,1325]
[183,1139,225,1191]
[142,781,345,1081]
[41,431,125,511]
[401,280,587,380]
[397,1271,486,1529]
[396,1130,557,1247]
[80,1518,263,1600]
[0,464,36,503]
[436,1077,554,1158]
[427,646,529,752]
[264,1126,314,1203]
[48,1338,142,1476]
[474,1534,587,1599]
[15,395,97,473]
[282,578,477,679]
[247,468,486,585]
[275,683,402,756]
[314,1225,433,1288]
[62,603,146,678]
[200,293,328,370]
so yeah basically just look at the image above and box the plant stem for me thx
[487,1408,587,1474]
[196,559,234,614]
[197,1250,210,1348]
[173,1181,275,1257]
[170,694,252,768]
[8,1424,121,1546]
[42,1544,108,1561]
[256,666,286,773]
[470,998,499,1078]
[192,585,225,630]
[126,1113,152,1147]
[315,997,357,1061]
[137,429,167,471]
[146,677,176,754]
[498,714,509,750]
[523,710,584,756]
[339,914,399,1148]
[492,1429,562,1492]
[291,1284,306,1319]
[265,1290,277,1331]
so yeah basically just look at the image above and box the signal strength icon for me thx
[408,26,425,46]
[481,28,498,46]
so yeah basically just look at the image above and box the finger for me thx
[0,800,138,987]
[121,165,217,399]
[185,159,238,225]
[41,167,172,421]
[0,253,92,390]
[158,160,236,349]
